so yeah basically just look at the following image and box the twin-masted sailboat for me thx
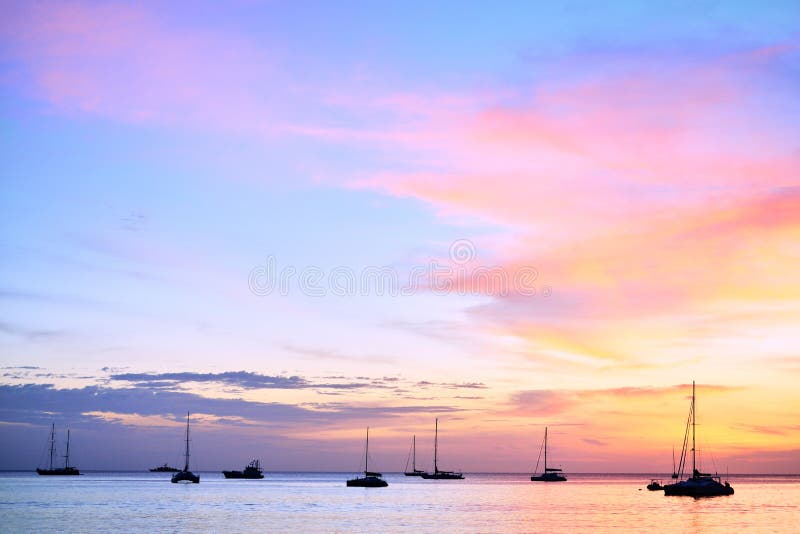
[171,412,200,484]
[420,418,463,479]
[36,424,80,476]
[663,382,733,497]
[347,427,388,487]
[530,426,567,482]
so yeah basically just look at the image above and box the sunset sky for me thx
[1,1,798,473]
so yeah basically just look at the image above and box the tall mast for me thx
[64,429,71,468]
[434,418,439,473]
[184,412,190,472]
[544,427,548,471]
[412,435,416,471]
[692,380,697,477]
[48,423,55,470]
[365,427,369,474]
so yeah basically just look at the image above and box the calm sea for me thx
[1,472,797,532]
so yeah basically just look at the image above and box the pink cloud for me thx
[342,46,800,364]
[1,1,277,131]
[507,383,740,417]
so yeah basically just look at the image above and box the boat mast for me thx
[365,427,369,474]
[184,412,190,472]
[544,427,548,471]
[64,429,71,468]
[434,418,439,473]
[692,380,697,477]
[412,435,416,471]
[48,423,55,470]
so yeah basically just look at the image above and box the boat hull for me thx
[36,468,80,476]
[663,477,733,497]
[346,476,388,487]
[420,471,464,480]
[531,473,566,482]
[222,470,264,479]
[404,471,425,477]
[647,483,664,491]
[171,470,200,483]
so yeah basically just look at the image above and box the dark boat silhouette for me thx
[420,418,464,480]
[403,434,425,476]
[647,479,664,491]
[530,426,566,482]
[663,382,733,497]
[171,412,200,484]
[36,424,80,476]
[223,459,265,479]
[150,463,180,472]
[346,427,388,488]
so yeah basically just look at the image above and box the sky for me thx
[0,0,799,473]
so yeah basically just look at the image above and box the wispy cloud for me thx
[0,321,64,342]
[338,44,800,367]
[508,384,741,417]
[415,381,487,390]
[0,1,278,131]
[282,345,397,365]
[0,383,461,428]
[110,371,386,391]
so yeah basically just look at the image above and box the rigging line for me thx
[532,434,544,474]
[677,399,692,478]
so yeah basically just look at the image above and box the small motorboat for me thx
[150,463,180,472]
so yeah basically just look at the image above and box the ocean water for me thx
[1,472,797,532]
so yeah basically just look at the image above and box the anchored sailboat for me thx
[530,427,566,482]
[36,424,80,476]
[347,427,388,487]
[171,412,200,484]
[663,382,733,497]
[420,418,463,479]
[404,435,425,476]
